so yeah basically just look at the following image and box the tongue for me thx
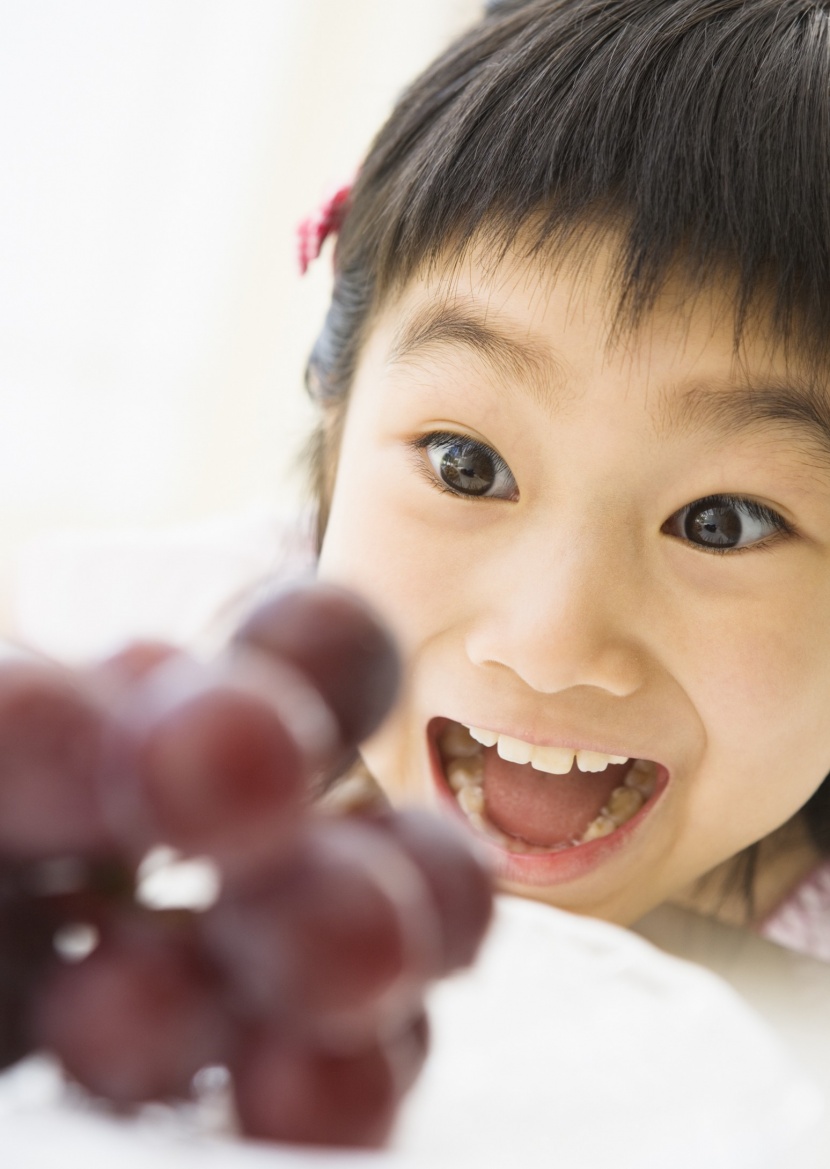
[483,749,627,846]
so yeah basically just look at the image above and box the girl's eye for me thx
[410,432,518,500]
[662,494,792,552]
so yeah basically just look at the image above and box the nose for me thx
[464,533,646,699]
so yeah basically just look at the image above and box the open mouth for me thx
[428,719,667,882]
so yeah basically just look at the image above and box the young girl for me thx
[302,0,830,950]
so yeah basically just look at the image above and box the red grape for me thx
[33,915,229,1105]
[0,870,57,1069]
[202,818,440,1041]
[0,582,494,1151]
[233,582,400,748]
[0,661,111,858]
[0,855,134,1072]
[102,651,338,872]
[230,1026,399,1148]
[374,809,494,974]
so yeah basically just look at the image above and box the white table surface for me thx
[2,895,827,1169]
[634,902,830,1164]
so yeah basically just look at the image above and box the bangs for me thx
[345,0,830,364]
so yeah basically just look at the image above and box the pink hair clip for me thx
[297,182,352,276]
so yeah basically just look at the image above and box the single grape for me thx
[103,652,337,872]
[233,582,400,748]
[0,661,112,859]
[231,1026,399,1148]
[33,914,229,1105]
[372,810,494,974]
[202,818,439,1041]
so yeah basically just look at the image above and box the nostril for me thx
[465,625,645,700]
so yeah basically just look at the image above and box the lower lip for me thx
[427,727,669,888]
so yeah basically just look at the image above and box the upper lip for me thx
[435,716,668,771]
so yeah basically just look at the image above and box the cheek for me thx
[655,549,830,739]
[696,615,829,737]
[677,590,830,832]
[318,477,439,803]
[318,453,460,659]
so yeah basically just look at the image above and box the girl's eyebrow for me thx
[661,378,830,461]
[387,299,565,402]
[388,299,830,463]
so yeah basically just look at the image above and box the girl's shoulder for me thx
[758,857,830,963]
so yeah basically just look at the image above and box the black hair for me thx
[305,0,830,876]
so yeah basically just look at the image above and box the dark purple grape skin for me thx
[231,1027,399,1149]
[372,810,494,975]
[202,818,435,1039]
[0,661,112,859]
[33,917,230,1105]
[0,621,469,1152]
[138,686,305,851]
[233,582,401,748]
[105,655,326,870]
[0,854,137,1071]
[0,870,57,1070]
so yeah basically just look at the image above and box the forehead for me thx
[368,235,830,463]
[383,234,774,373]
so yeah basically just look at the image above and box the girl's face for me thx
[317,238,830,924]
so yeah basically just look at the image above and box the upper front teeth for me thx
[467,727,628,775]
[469,727,498,747]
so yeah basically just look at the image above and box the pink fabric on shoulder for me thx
[758,858,830,962]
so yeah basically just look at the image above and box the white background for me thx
[0,0,479,633]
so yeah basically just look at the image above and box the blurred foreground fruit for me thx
[234,582,401,747]
[231,1027,401,1148]
[0,662,112,858]
[0,583,493,1148]
[34,916,229,1105]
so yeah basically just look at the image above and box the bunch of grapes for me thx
[0,583,493,1148]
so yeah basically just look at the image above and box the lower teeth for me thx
[624,758,657,798]
[447,757,484,792]
[457,785,485,817]
[581,815,616,842]
[605,785,644,822]
[440,729,658,852]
